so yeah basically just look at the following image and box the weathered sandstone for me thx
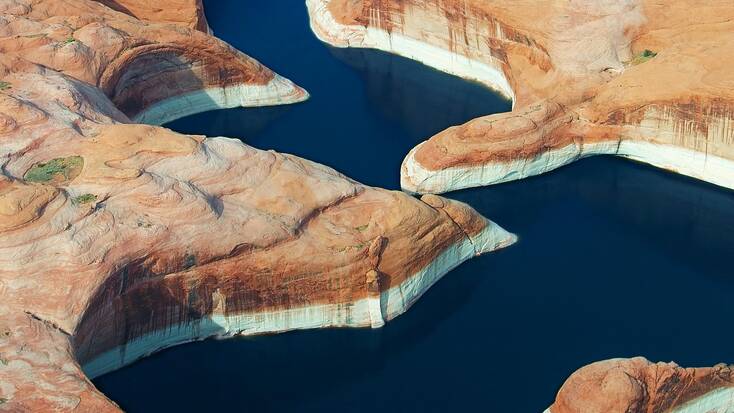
[308,0,734,411]
[548,358,734,413]
[92,0,210,32]
[307,0,734,194]
[0,1,515,410]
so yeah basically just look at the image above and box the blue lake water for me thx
[94,1,734,412]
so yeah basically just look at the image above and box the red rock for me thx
[550,358,734,413]
[307,0,734,193]
[0,1,515,410]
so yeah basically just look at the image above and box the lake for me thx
[94,1,734,412]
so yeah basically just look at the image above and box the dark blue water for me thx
[94,1,734,412]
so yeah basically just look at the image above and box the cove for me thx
[93,1,734,412]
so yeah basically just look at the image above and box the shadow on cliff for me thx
[92,0,134,17]
[101,48,225,126]
[90,251,493,411]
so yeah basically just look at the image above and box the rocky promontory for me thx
[549,358,734,413]
[0,1,515,410]
[308,0,734,411]
[308,0,734,194]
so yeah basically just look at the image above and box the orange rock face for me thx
[92,0,210,32]
[309,0,734,193]
[0,1,515,411]
[550,358,734,413]
[310,0,734,411]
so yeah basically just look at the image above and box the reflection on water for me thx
[96,0,734,412]
[167,105,292,140]
[328,46,507,139]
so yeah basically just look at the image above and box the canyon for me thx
[1,0,733,412]
[310,0,734,412]
[0,0,515,410]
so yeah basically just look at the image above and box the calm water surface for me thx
[95,1,734,412]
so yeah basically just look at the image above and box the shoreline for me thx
[82,218,516,378]
[133,74,309,126]
[401,139,734,194]
[305,0,515,104]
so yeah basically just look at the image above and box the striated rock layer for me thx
[308,0,734,411]
[0,1,516,411]
[307,0,734,194]
[548,358,734,413]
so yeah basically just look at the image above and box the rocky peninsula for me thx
[309,0,734,412]
[308,0,734,195]
[0,1,515,410]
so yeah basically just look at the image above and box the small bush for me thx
[354,224,369,231]
[631,49,658,65]
[24,156,84,184]
[0,81,11,91]
[63,36,76,45]
[72,193,97,205]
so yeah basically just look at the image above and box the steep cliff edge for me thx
[307,0,734,194]
[307,1,734,411]
[0,1,516,411]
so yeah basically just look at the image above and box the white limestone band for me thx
[306,0,515,103]
[401,140,734,194]
[133,74,309,126]
[82,219,516,378]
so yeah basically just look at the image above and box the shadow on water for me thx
[95,0,734,412]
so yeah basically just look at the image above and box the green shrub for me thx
[63,36,76,45]
[354,224,369,231]
[631,49,658,65]
[72,193,97,205]
[0,81,11,91]
[24,156,84,184]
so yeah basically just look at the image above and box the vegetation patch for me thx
[631,49,658,65]
[0,81,11,91]
[0,397,6,405]
[63,36,76,45]
[72,193,97,205]
[24,156,84,184]
[354,224,369,232]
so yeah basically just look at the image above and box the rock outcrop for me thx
[548,358,734,413]
[0,1,515,410]
[307,1,734,411]
[307,0,734,194]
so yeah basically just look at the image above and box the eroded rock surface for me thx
[0,1,515,410]
[549,358,734,413]
[308,1,734,411]
[308,0,734,193]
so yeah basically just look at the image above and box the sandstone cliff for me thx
[308,0,734,194]
[308,1,734,412]
[0,1,515,410]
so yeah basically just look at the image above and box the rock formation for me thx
[0,1,516,410]
[307,0,734,194]
[548,358,734,413]
[308,0,734,411]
